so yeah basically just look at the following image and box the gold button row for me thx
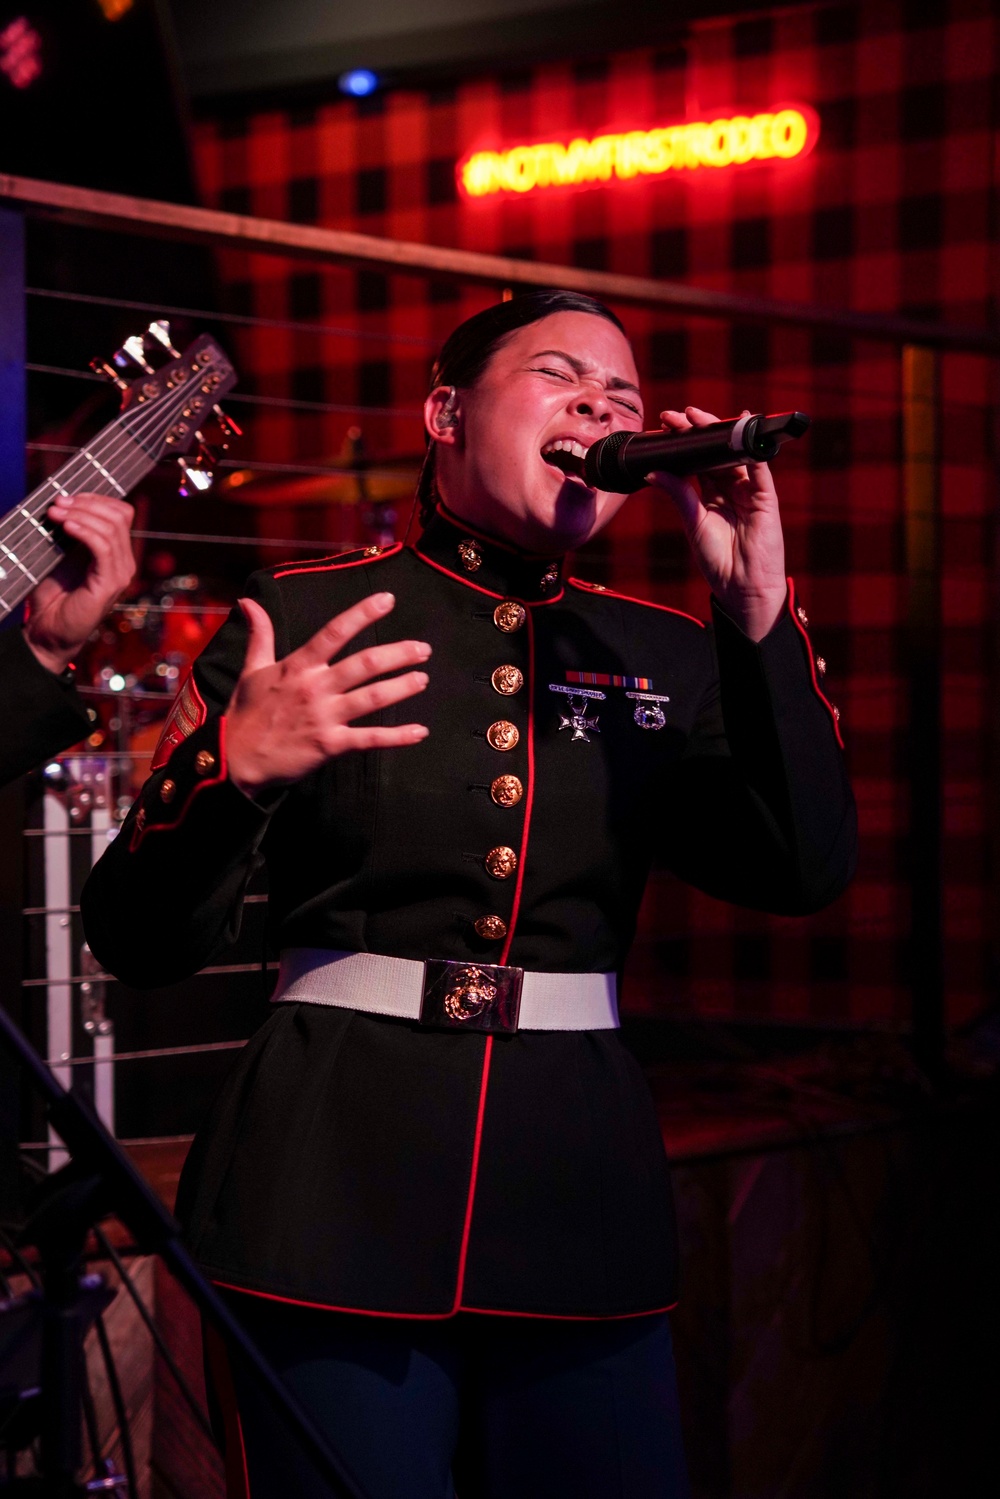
[477,610,527,942]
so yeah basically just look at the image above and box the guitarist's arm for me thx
[1,495,135,788]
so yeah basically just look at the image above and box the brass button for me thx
[816,656,827,677]
[194,748,217,775]
[540,565,559,592]
[160,778,177,804]
[796,605,809,627]
[491,774,523,808]
[832,705,841,722]
[485,845,518,879]
[364,545,381,556]
[135,807,147,832]
[493,600,526,634]
[474,914,507,941]
[491,664,523,696]
[458,539,482,572]
[486,720,519,752]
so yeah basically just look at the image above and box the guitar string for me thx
[1,365,230,601]
[5,371,218,566]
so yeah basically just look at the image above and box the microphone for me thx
[584,411,811,494]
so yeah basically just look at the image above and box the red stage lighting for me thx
[0,15,41,89]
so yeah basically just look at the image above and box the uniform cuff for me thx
[129,715,273,851]
[711,580,843,749]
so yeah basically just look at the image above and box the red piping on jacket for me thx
[451,1033,494,1310]
[211,1277,676,1324]
[786,577,844,749]
[498,608,535,968]
[214,1037,497,1323]
[130,717,229,853]
[567,577,706,627]
[204,1321,252,1498]
[414,547,564,605]
[212,1280,457,1320]
[272,541,403,579]
[458,1300,679,1320]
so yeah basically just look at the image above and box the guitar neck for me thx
[0,418,154,619]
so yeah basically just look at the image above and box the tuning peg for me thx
[146,320,180,358]
[213,408,242,442]
[177,455,214,496]
[89,356,130,391]
[120,334,155,373]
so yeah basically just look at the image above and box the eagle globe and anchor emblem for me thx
[443,965,499,1022]
[420,959,524,1032]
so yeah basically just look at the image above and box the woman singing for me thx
[83,290,856,1498]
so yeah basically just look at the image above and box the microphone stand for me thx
[0,1005,370,1499]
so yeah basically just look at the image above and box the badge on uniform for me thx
[625,690,670,730]
[548,683,605,742]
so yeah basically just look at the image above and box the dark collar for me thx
[412,503,565,603]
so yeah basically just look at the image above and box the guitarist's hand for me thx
[226,592,431,797]
[24,494,136,675]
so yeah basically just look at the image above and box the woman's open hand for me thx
[226,591,430,796]
[648,406,788,640]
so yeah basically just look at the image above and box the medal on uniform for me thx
[549,683,604,742]
[625,690,670,730]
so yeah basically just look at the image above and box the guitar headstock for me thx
[92,323,240,493]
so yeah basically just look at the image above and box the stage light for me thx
[94,0,135,19]
[0,16,42,89]
[339,69,379,98]
[458,107,817,199]
[108,673,126,692]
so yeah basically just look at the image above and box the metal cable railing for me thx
[26,285,440,347]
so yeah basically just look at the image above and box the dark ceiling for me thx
[165,0,811,104]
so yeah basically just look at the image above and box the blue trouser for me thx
[209,1294,690,1499]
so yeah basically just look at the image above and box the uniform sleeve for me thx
[0,628,96,788]
[80,571,287,988]
[655,588,857,915]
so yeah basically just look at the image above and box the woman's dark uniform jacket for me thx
[82,505,857,1319]
[0,627,96,788]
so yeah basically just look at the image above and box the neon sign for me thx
[458,108,817,198]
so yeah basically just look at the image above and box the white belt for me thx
[271,948,619,1033]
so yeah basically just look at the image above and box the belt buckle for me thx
[420,959,523,1034]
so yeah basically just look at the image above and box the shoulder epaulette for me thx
[567,577,706,629]
[271,542,404,580]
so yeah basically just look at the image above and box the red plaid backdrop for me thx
[190,0,998,1032]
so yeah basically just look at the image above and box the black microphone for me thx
[584,411,811,494]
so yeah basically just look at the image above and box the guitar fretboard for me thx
[0,421,152,617]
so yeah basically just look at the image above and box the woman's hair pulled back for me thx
[416,289,627,521]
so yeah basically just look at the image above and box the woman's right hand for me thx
[225,591,431,797]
